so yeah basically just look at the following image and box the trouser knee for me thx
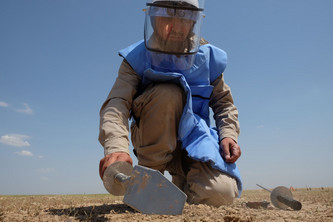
[187,180,237,206]
[150,83,185,107]
[184,161,239,207]
[132,83,185,125]
[131,83,185,171]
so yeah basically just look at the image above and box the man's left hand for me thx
[220,137,241,163]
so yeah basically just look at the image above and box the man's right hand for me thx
[99,152,133,180]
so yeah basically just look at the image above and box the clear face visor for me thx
[144,1,204,55]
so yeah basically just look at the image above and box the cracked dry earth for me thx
[0,188,332,221]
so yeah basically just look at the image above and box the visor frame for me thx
[146,2,204,11]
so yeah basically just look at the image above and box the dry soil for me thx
[0,187,332,221]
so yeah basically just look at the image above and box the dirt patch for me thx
[0,188,332,221]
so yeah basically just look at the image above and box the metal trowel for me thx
[103,161,187,215]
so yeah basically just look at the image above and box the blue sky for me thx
[1,0,332,195]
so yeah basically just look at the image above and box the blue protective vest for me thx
[119,40,242,194]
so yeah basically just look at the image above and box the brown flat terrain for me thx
[0,187,332,221]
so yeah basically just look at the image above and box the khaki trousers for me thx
[131,83,238,206]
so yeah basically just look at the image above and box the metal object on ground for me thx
[103,162,187,215]
[256,184,302,211]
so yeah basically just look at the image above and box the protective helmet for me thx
[144,0,204,55]
[144,0,205,71]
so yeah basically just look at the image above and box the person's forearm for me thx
[99,99,131,156]
[99,60,141,156]
[210,74,240,142]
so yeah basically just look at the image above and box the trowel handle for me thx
[114,173,131,185]
[277,195,302,210]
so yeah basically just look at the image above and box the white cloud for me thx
[40,177,50,181]
[16,150,34,157]
[15,103,33,115]
[0,134,31,147]
[0,101,9,107]
[257,125,264,129]
[37,168,55,173]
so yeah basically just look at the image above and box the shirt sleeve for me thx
[98,60,141,156]
[209,74,240,143]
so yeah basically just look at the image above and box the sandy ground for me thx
[0,187,332,221]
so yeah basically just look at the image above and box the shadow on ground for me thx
[47,203,136,221]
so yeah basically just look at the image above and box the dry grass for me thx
[0,187,332,221]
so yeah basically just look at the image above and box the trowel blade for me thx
[123,165,187,215]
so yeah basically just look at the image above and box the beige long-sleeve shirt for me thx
[99,59,240,156]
